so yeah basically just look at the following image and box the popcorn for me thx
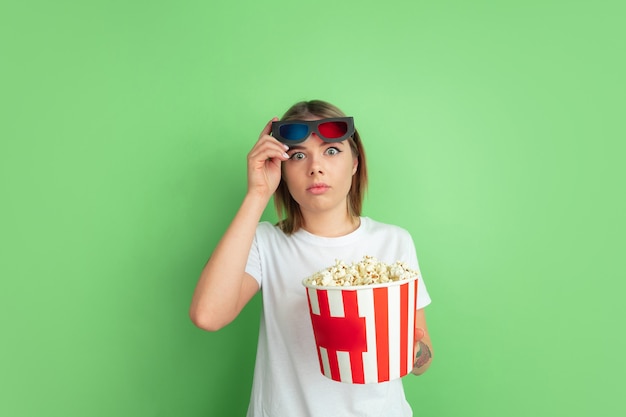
[303,255,419,287]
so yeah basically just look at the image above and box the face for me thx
[282,119,358,217]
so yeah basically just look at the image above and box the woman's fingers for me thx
[251,118,290,163]
[414,327,425,343]
[259,117,279,139]
[245,119,291,197]
[248,138,289,164]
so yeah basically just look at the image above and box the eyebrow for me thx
[286,141,346,151]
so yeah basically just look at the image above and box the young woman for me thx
[190,100,433,416]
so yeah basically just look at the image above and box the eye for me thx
[289,151,306,161]
[325,147,341,156]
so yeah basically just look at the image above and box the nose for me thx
[309,167,323,176]
[309,160,323,176]
[308,144,324,176]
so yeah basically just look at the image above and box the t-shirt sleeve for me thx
[245,226,263,289]
[414,256,432,309]
[404,230,432,309]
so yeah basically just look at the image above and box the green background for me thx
[1,0,624,416]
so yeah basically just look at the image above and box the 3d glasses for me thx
[271,117,355,144]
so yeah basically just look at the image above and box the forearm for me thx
[411,309,433,376]
[189,192,268,330]
[411,338,433,376]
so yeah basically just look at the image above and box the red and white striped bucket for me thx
[303,277,418,384]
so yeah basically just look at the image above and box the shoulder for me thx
[362,217,413,240]
[256,221,278,233]
[360,217,420,268]
[255,221,290,242]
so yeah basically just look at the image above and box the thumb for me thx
[414,327,425,343]
[260,117,279,138]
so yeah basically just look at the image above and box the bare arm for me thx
[411,308,434,375]
[189,195,266,331]
[189,118,290,331]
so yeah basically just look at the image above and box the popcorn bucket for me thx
[303,277,419,384]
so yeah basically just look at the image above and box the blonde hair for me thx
[274,100,368,234]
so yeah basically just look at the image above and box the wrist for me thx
[243,190,272,209]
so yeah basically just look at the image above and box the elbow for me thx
[189,306,231,332]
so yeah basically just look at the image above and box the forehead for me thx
[288,135,348,148]
[286,115,323,122]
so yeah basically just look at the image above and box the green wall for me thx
[1,1,624,416]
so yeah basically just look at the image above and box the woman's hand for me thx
[247,117,290,199]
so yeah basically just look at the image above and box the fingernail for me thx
[282,152,289,158]
[283,144,289,150]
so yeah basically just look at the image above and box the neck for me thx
[300,210,361,237]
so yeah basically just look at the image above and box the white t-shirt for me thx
[245,217,431,417]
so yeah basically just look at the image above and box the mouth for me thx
[307,183,330,195]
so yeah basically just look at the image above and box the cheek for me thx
[281,167,300,194]
[352,158,358,175]
[282,165,296,184]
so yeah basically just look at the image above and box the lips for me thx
[307,183,330,195]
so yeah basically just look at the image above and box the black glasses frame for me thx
[271,117,355,144]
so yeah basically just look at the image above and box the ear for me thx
[352,156,358,176]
